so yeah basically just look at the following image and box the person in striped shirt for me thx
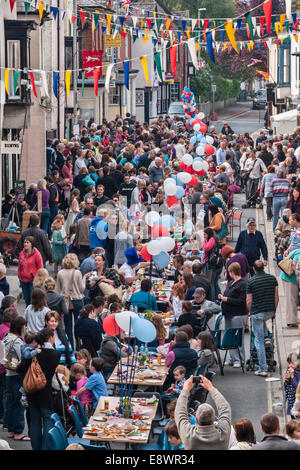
[270,170,292,232]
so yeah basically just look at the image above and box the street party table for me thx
[82,396,158,447]
[130,278,174,309]
[107,357,169,388]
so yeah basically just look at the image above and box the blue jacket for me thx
[235,230,268,267]
[89,217,108,249]
[130,290,158,311]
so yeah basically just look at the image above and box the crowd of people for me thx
[0,113,300,451]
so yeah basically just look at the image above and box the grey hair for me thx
[196,403,215,425]
[183,260,193,268]
[283,208,291,215]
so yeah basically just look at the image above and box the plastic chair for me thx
[218,328,245,374]
[72,395,88,427]
[48,426,66,450]
[133,392,165,423]
[68,404,108,450]
[132,427,166,450]
[214,314,223,331]
[208,328,223,376]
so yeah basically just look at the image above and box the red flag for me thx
[259,16,265,35]
[82,50,103,77]
[275,39,279,47]
[204,19,209,30]
[93,68,99,96]
[28,71,37,97]
[294,19,298,31]
[263,0,272,35]
[9,0,16,12]
[71,14,77,24]
[170,45,177,78]
[146,18,152,29]
[80,10,86,28]
[121,29,127,39]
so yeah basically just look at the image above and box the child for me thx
[193,331,215,368]
[76,358,107,412]
[70,362,93,417]
[19,332,41,406]
[285,419,300,441]
[284,352,300,416]
[51,218,67,278]
[0,263,9,296]
[177,301,197,334]
[150,314,168,346]
[168,283,184,321]
[166,366,186,397]
[33,268,49,290]
[163,420,184,450]
[75,349,92,376]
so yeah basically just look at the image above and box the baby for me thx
[20,332,41,407]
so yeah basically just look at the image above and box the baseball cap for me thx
[193,287,206,298]
[247,217,256,225]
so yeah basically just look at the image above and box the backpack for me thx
[208,242,224,269]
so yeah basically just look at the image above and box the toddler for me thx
[20,332,41,406]
[70,362,93,417]
[284,352,300,416]
[166,366,186,397]
[76,358,107,412]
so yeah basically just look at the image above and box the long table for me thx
[107,358,169,388]
[81,396,158,447]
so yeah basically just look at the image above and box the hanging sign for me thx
[81,50,103,77]
[104,34,122,47]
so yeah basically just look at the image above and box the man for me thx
[235,217,268,276]
[89,207,108,249]
[191,287,221,334]
[109,163,124,187]
[75,207,93,259]
[174,374,231,450]
[216,141,227,166]
[73,197,94,224]
[46,139,56,174]
[96,166,118,199]
[182,260,193,275]
[247,260,278,376]
[285,213,300,254]
[119,247,149,285]
[173,254,184,283]
[244,149,267,202]
[74,149,86,177]
[149,157,164,185]
[19,214,52,265]
[55,143,65,170]
[258,145,273,167]
[192,263,212,300]
[270,169,292,231]
[214,165,230,186]
[119,173,136,209]
[93,184,110,207]
[252,413,299,450]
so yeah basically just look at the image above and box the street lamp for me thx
[198,8,206,64]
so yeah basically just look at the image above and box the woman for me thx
[183,273,196,301]
[61,158,73,186]
[45,277,68,328]
[150,314,167,346]
[209,203,227,245]
[18,236,43,307]
[141,180,153,206]
[17,327,61,450]
[2,316,29,441]
[32,179,50,234]
[130,278,158,311]
[274,208,291,260]
[64,189,80,236]
[276,142,286,163]
[45,311,76,368]
[56,254,87,349]
[106,212,119,268]
[260,165,277,221]
[74,305,103,356]
[218,262,247,368]
[202,228,222,302]
[87,254,122,301]
[287,186,300,215]
[230,419,256,450]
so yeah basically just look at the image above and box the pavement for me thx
[212,101,264,135]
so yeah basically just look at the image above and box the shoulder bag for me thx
[0,337,20,371]
[23,356,47,394]
[278,257,294,277]
[215,214,229,241]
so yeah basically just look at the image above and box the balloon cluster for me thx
[180,87,216,178]
[103,311,157,344]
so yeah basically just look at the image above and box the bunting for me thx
[65,70,72,97]
[105,63,114,93]
[170,45,178,78]
[140,56,150,86]
[224,20,239,54]
[81,70,85,96]
[53,71,59,98]
[93,68,100,96]
[154,51,163,81]
[9,0,16,12]
[245,12,254,40]
[123,60,130,90]
[263,0,272,36]
[38,1,45,21]
[28,71,37,97]
[13,70,21,95]
[4,69,10,95]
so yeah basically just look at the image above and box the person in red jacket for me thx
[18,236,43,307]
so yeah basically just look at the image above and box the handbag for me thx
[0,337,20,371]
[215,216,229,241]
[23,356,47,394]
[64,269,75,310]
[98,281,123,300]
[278,257,294,277]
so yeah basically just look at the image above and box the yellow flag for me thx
[280,14,285,26]
[153,12,156,18]
[4,69,10,95]
[65,70,72,97]
[166,18,172,30]
[195,42,199,52]
[294,34,299,43]
[224,21,239,54]
[186,31,190,38]
[280,36,284,44]
[140,56,150,86]
[250,40,254,49]
[38,1,44,21]
[106,14,112,32]
[247,42,251,51]
[275,23,280,36]
[143,30,149,44]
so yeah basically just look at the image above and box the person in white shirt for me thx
[244,150,267,200]
[119,247,149,285]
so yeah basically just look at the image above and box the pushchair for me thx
[242,183,263,209]
[52,371,74,436]
[246,318,276,372]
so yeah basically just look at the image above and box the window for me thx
[105,47,120,62]
[109,86,120,105]
[6,40,21,100]
[277,41,290,86]
[170,82,180,102]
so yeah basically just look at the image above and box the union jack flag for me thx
[120,0,131,6]
[247,58,263,67]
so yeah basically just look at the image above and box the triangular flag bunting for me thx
[9,0,15,12]
[140,56,150,85]
[38,1,45,21]
[93,68,99,96]
[65,70,72,97]
[4,69,10,95]
[13,70,21,95]
[263,0,272,36]
[81,70,85,96]
[24,1,30,14]
[123,60,130,90]
[28,70,37,97]
[154,51,163,81]
[224,20,239,54]
[53,72,59,98]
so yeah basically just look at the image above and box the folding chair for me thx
[48,427,65,450]
[72,395,88,427]
[68,405,108,450]
[218,328,245,374]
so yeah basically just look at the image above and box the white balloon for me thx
[196,145,205,156]
[164,183,177,196]
[193,123,201,132]
[164,178,176,189]
[182,154,193,166]
[115,311,139,333]
[206,135,214,145]
[202,160,209,172]
[192,160,203,171]
[159,237,175,252]
[145,211,160,227]
[177,172,192,183]
[197,112,205,120]
[147,239,162,255]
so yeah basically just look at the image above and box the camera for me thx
[192,376,203,385]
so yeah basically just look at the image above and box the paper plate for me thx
[144,379,160,383]
[129,434,147,440]
[93,416,106,421]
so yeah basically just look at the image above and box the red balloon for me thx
[189,175,199,185]
[198,169,205,177]
[166,196,178,208]
[205,144,215,155]
[140,244,152,261]
[199,123,207,133]
[153,224,170,238]
[103,314,121,336]
[180,161,187,170]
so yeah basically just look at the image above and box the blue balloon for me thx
[153,251,169,269]
[200,138,207,145]
[194,157,204,162]
[159,215,175,229]
[131,317,156,343]
[176,186,185,199]
[171,174,184,187]
[190,136,197,145]
[196,133,203,141]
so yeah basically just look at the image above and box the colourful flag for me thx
[28,70,37,97]
[257,70,270,79]
[140,56,150,86]
[93,68,99,96]
[247,58,263,67]
[123,60,130,90]
[4,69,10,95]
[13,70,21,95]
[263,0,272,36]
[224,21,239,54]
[170,44,177,77]
[65,70,72,97]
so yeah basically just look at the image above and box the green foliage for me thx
[163,0,235,19]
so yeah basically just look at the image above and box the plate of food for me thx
[93,416,107,422]
[128,433,147,440]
